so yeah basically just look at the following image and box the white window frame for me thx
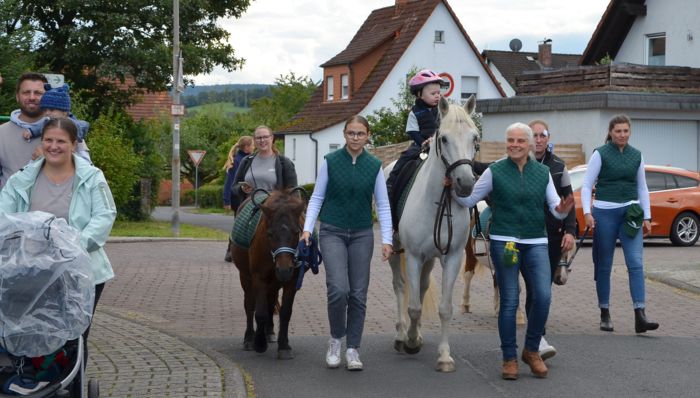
[341,74,349,100]
[326,76,334,101]
[329,143,340,153]
[434,30,444,43]
[646,33,666,66]
[460,76,478,100]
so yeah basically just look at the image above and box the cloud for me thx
[192,0,610,85]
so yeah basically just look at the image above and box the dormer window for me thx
[341,74,349,99]
[326,76,334,101]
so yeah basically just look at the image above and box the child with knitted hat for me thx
[23,83,92,162]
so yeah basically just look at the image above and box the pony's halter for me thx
[271,246,300,266]
[435,128,475,177]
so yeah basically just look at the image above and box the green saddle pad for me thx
[231,193,269,249]
[395,160,425,228]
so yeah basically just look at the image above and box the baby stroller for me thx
[0,212,99,397]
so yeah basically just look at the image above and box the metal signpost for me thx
[187,150,206,208]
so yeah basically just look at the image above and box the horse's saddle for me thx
[231,193,269,249]
[390,158,425,231]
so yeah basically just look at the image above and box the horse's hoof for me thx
[461,305,471,314]
[436,360,456,373]
[254,335,268,353]
[404,343,421,355]
[243,340,254,351]
[393,340,405,352]
[267,333,278,343]
[277,349,294,360]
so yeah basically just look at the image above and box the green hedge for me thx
[184,184,223,208]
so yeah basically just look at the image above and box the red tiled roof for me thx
[279,0,504,134]
[126,91,172,121]
[483,50,581,90]
[580,0,646,65]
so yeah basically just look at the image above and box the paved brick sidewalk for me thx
[89,234,700,397]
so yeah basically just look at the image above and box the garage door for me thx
[630,119,699,171]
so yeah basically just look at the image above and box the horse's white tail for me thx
[401,253,439,321]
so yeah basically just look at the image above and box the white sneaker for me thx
[539,336,557,361]
[345,348,363,371]
[326,338,341,368]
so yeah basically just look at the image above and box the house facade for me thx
[480,0,700,171]
[279,0,504,184]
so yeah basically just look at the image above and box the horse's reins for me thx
[433,128,476,255]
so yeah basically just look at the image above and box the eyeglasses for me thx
[344,131,368,139]
[254,135,272,142]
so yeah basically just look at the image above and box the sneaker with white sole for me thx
[326,338,341,368]
[538,336,557,361]
[345,348,363,371]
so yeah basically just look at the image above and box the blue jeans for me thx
[490,240,551,360]
[319,223,374,349]
[592,206,646,309]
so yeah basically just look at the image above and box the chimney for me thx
[538,39,553,69]
[395,0,409,16]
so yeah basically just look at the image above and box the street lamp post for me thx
[171,0,181,236]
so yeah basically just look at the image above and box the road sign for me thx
[187,150,206,167]
[438,72,455,97]
[44,73,65,88]
[171,104,185,116]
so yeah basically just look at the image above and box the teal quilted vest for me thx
[595,142,641,203]
[489,158,549,239]
[319,147,381,230]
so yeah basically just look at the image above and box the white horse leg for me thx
[389,249,407,352]
[462,270,474,313]
[436,254,462,372]
[404,254,423,354]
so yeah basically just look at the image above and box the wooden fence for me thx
[477,141,586,168]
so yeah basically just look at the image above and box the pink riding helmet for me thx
[409,69,447,93]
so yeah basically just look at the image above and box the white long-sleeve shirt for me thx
[303,159,393,245]
[454,168,568,244]
[580,150,651,219]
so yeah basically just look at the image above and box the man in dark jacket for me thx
[524,119,577,361]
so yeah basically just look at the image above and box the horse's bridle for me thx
[433,127,479,255]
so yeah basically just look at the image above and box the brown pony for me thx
[231,188,307,359]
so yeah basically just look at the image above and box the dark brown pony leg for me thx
[252,275,270,353]
[232,245,255,351]
[277,278,298,359]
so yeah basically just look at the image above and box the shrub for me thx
[184,183,223,208]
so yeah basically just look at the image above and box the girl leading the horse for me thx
[301,115,393,371]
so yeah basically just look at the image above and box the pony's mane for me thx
[439,103,476,134]
[265,189,303,211]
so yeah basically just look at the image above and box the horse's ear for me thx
[464,94,476,115]
[439,96,449,116]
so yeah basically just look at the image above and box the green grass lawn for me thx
[111,220,228,240]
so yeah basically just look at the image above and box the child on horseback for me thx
[385,69,447,198]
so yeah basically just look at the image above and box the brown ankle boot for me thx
[521,349,548,378]
[501,359,518,380]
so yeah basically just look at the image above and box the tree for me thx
[246,73,318,130]
[0,25,38,114]
[1,0,251,114]
[366,66,420,147]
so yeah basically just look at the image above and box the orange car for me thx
[570,165,700,246]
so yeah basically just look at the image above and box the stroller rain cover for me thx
[0,211,94,357]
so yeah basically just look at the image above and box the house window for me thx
[461,76,478,100]
[329,144,340,152]
[326,76,334,101]
[647,34,666,66]
[341,74,349,99]
[292,138,296,161]
[434,30,444,43]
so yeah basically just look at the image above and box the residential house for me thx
[478,0,700,171]
[482,44,580,97]
[278,0,505,184]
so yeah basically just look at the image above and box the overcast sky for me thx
[192,0,611,86]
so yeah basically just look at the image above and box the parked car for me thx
[570,164,700,246]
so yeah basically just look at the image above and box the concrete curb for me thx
[647,272,700,295]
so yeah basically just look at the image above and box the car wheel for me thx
[670,212,699,246]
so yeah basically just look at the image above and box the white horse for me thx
[386,96,480,372]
